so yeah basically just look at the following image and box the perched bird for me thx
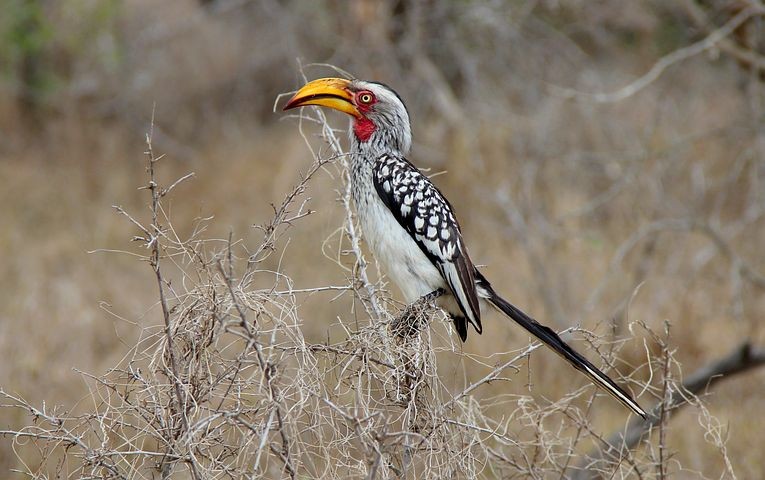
[284,77,646,419]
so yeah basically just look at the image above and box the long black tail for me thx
[482,282,646,419]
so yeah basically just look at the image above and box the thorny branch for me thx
[246,152,330,270]
[144,116,201,480]
[217,248,296,480]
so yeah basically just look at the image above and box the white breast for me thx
[356,188,446,303]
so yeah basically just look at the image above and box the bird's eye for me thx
[358,92,374,104]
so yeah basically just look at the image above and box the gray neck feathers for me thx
[350,115,411,162]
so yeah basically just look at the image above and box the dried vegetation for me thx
[1,1,765,478]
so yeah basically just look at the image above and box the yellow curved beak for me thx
[283,77,361,118]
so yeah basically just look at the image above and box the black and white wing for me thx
[372,154,481,339]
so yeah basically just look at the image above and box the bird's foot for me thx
[419,288,446,303]
[390,288,445,338]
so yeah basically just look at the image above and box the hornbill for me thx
[284,77,646,419]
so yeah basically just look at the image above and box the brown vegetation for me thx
[1,1,764,478]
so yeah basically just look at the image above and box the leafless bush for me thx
[2,88,756,478]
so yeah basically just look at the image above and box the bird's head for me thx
[284,77,411,154]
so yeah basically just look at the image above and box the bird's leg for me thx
[390,288,446,338]
[420,288,446,303]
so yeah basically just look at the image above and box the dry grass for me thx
[1,1,765,478]
[0,106,730,479]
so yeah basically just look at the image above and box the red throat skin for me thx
[353,117,376,142]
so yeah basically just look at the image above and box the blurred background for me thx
[1,0,763,477]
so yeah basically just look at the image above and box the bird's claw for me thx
[390,288,445,338]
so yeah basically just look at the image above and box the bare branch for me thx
[551,4,765,102]
[573,341,765,479]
